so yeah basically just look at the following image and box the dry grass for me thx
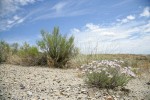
[70,54,150,75]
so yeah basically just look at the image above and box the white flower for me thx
[102,68,106,71]
[89,71,92,74]
[108,74,113,78]
[110,66,115,68]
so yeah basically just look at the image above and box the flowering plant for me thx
[80,60,135,89]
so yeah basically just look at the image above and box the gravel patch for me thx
[0,64,150,100]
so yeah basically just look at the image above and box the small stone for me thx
[31,97,38,100]
[146,82,150,85]
[105,95,114,100]
[20,84,25,89]
[116,95,120,98]
[95,92,101,99]
[81,89,87,94]
[27,91,32,96]
[41,88,45,92]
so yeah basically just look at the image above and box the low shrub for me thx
[81,60,135,89]
[7,54,22,65]
[16,42,40,66]
[10,43,19,54]
[37,27,77,68]
[0,41,10,63]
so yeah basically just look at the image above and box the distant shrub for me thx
[81,60,135,89]
[18,42,39,57]
[15,42,40,66]
[10,43,19,54]
[0,41,10,63]
[37,27,77,68]
[7,54,22,65]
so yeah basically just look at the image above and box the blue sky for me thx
[0,0,150,54]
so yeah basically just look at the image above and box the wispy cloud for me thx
[112,0,132,7]
[0,0,38,17]
[0,0,90,31]
[140,7,150,17]
[52,1,68,12]
[0,0,41,31]
[0,15,25,31]
[32,0,90,21]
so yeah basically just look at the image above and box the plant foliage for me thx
[0,41,10,63]
[37,27,76,68]
[81,60,134,89]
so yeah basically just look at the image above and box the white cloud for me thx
[140,7,150,17]
[70,20,150,54]
[117,15,135,23]
[71,28,80,33]
[127,15,135,20]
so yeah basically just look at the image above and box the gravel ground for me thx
[0,64,150,100]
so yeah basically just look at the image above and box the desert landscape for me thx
[0,0,150,100]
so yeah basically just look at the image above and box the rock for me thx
[20,83,25,89]
[105,95,114,100]
[95,92,102,99]
[31,97,38,100]
[27,91,32,96]
[81,89,87,94]
[146,81,150,85]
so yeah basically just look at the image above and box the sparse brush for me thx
[37,27,77,68]
[0,41,10,63]
[16,42,40,66]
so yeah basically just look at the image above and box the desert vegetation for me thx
[37,27,77,68]
[81,60,134,89]
[0,27,77,67]
[0,27,150,100]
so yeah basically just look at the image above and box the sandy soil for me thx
[0,64,150,100]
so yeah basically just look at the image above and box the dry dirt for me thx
[0,64,150,100]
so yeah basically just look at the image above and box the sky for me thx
[0,0,150,54]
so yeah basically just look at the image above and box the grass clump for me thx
[37,27,77,68]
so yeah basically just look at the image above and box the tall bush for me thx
[37,27,76,68]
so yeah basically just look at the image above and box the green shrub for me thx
[0,41,10,63]
[16,42,40,66]
[82,60,133,89]
[86,69,131,89]
[18,42,39,57]
[10,43,19,54]
[37,27,77,68]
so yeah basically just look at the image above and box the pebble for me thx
[20,83,25,89]
[27,91,32,96]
